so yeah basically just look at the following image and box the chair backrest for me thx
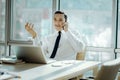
[95,58,120,80]
[76,48,86,60]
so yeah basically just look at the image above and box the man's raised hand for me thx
[25,22,37,39]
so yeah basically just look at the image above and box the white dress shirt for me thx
[34,29,85,61]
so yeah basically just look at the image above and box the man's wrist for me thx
[29,29,36,39]
[32,32,37,39]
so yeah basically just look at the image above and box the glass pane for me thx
[85,51,114,62]
[0,46,5,57]
[0,0,5,42]
[60,0,112,47]
[118,1,120,48]
[11,0,53,41]
[117,53,120,58]
[10,46,16,56]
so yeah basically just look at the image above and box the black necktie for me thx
[50,31,61,58]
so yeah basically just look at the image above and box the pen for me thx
[0,71,4,75]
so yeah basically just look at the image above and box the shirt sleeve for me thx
[33,35,49,58]
[41,37,50,58]
[66,29,85,52]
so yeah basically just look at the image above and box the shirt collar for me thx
[54,30,65,35]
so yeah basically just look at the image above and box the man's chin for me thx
[55,28,62,31]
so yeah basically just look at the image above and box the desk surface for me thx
[1,60,100,80]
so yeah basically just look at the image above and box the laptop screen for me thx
[15,45,48,64]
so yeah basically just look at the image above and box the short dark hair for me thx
[54,11,67,22]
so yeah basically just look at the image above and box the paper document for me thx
[0,70,21,80]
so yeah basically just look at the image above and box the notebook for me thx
[15,45,55,64]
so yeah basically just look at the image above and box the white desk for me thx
[1,60,100,80]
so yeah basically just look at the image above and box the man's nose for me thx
[56,21,60,25]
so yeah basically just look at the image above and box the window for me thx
[11,0,53,41]
[60,0,113,61]
[85,51,114,62]
[0,0,6,55]
[10,0,53,55]
[0,0,5,42]
[0,46,5,57]
[2,0,119,61]
[60,0,112,47]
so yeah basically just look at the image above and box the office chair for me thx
[71,48,86,80]
[80,58,120,80]
[68,49,86,80]
[118,73,120,80]
[76,49,86,60]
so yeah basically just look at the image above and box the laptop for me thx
[15,45,55,64]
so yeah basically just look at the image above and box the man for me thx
[25,11,85,60]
